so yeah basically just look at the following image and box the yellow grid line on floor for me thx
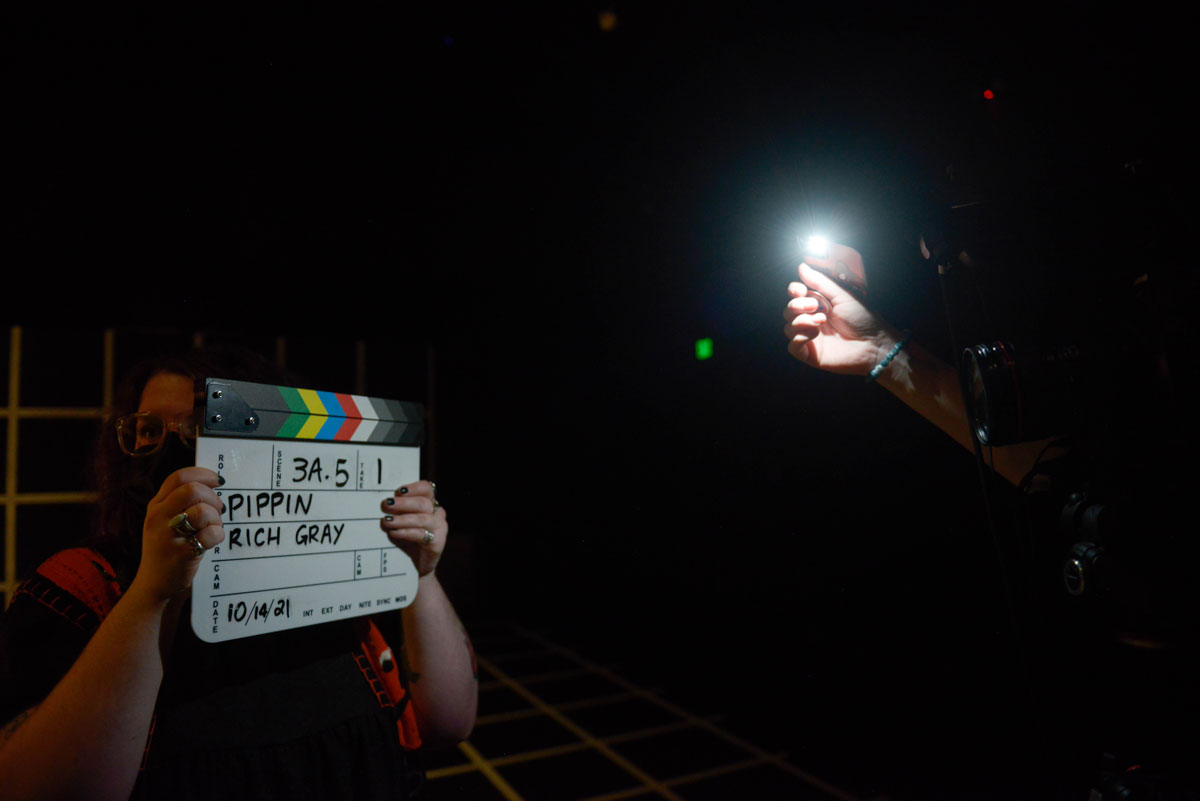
[472,739,592,768]
[425,761,483,780]
[428,625,862,801]
[598,718,722,746]
[478,664,596,691]
[455,740,526,801]
[509,624,864,801]
[476,653,689,801]
[429,716,725,780]
[476,690,650,726]
[578,755,774,801]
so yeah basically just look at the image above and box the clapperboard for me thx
[190,378,423,642]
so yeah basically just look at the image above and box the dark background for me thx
[4,3,1196,798]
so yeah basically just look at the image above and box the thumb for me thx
[799,261,857,305]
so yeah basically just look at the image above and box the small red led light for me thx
[983,89,995,100]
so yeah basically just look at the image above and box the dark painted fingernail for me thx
[399,487,409,495]
[218,475,225,486]
[385,498,394,506]
[384,515,394,521]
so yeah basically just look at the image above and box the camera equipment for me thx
[924,156,1198,795]
[959,340,1089,448]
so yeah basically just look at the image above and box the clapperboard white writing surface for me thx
[190,378,423,643]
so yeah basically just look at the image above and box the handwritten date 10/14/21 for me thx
[291,456,384,486]
[227,598,291,626]
[221,595,411,629]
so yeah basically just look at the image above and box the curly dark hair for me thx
[90,345,300,586]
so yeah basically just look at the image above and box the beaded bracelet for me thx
[866,331,911,382]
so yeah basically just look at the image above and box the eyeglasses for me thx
[115,412,198,456]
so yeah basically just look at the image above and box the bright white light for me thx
[806,235,830,258]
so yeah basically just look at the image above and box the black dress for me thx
[0,548,423,801]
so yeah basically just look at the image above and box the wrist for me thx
[864,328,908,379]
[123,577,177,615]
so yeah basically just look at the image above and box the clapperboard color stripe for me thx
[203,378,423,445]
[192,377,423,642]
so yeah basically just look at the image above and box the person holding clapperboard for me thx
[0,347,477,800]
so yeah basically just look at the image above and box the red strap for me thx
[356,618,422,750]
[33,548,122,622]
[25,548,161,770]
[25,551,416,763]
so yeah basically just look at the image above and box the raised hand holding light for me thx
[785,236,892,377]
[799,235,869,315]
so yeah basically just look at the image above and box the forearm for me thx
[401,574,477,746]
[873,331,1053,486]
[0,588,179,801]
[874,332,974,450]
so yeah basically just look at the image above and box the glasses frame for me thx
[115,412,199,457]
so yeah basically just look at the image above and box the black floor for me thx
[419,622,870,801]
[413,610,1200,801]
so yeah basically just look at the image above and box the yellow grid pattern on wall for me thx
[1,327,380,608]
[2,326,113,607]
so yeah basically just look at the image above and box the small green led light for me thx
[695,338,714,361]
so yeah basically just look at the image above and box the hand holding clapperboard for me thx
[190,378,423,642]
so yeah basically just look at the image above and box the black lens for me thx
[961,342,1084,446]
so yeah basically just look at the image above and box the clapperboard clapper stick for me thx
[190,378,423,643]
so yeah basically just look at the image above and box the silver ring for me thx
[186,535,205,557]
[422,529,435,545]
[169,512,198,537]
